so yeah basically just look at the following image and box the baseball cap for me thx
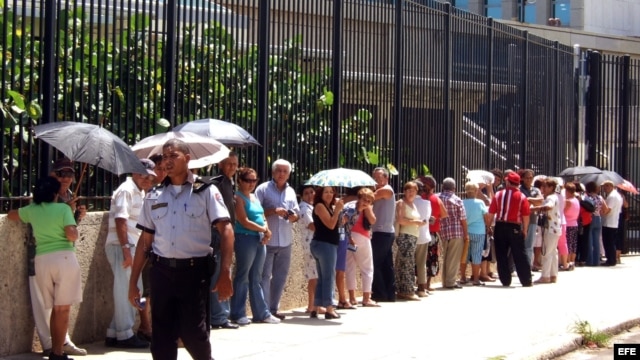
[506,172,521,185]
[139,159,157,177]
[52,158,75,172]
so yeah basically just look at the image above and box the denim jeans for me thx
[587,216,602,266]
[310,240,338,307]
[105,244,141,340]
[230,233,270,321]
[261,245,292,313]
[524,222,537,266]
[209,252,230,326]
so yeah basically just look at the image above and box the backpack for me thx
[580,197,596,213]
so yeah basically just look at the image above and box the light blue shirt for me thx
[254,180,299,247]
[462,198,487,235]
[137,172,230,258]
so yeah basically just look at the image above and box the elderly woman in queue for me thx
[584,181,610,266]
[343,187,379,307]
[563,182,580,270]
[230,167,281,325]
[9,176,81,360]
[462,182,491,286]
[395,181,426,300]
[298,184,321,314]
[310,186,344,319]
[531,178,562,284]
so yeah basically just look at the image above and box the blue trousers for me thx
[230,233,270,321]
[310,240,337,307]
[587,216,602,266]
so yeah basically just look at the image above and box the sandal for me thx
[337,301,357,310]
[472,281,485,286]
[361,301,381,307]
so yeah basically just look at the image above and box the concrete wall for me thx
[0,212,309,357]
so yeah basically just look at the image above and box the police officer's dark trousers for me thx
[150,261,213,360]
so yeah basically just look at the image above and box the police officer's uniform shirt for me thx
[137,171,230,259]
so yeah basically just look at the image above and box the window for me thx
[453,0,469,10]
[517,0,537,23]
[553,0,570,27]
[485,0,502,19]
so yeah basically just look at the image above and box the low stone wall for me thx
[0,212,310,357]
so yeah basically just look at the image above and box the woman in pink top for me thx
[563,182,580,270]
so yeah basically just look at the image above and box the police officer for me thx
[128,139,234,360]
[487,172,532,287]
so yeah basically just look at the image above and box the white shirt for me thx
[414,197,432,245]
[603,190,623,228]
[543,193,562,236]
[105,177,145,246]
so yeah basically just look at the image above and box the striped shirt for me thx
[489,186,531,224]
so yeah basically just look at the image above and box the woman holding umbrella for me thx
[8,176,81,360]
[310,186,344,319]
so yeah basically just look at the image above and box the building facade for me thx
[450,0,640,38]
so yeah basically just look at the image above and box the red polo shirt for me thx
[489,186,531,224]
[427,193,441,232]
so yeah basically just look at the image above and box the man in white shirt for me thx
[601,180,623,266]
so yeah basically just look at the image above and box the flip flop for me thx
[362,301,381,307]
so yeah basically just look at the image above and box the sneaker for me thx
[233,317,251,326]
[104,337,117,347]
[259,315,281,324]
[63,343,87,356]
[115,335,149,349]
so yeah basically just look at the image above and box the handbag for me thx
[537,212,549,229]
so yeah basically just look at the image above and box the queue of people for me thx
[10,149,631,360]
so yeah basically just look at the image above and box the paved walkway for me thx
[4,256,640,360]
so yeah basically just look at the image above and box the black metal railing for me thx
[0,0,600,217]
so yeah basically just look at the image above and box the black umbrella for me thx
[558,166,602,177]
[580,170,626,186]
[173,118,261,147]
[34,122,149,194]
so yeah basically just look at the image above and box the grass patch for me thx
[571,320,611,348]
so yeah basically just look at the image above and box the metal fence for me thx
[583,51,640,253]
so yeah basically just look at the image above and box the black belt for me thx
[151,254,210,269]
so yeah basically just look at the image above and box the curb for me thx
[527,317,640,360]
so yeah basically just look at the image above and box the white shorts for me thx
[35,251,83,309]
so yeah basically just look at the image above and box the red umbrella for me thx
[617,179,639,195]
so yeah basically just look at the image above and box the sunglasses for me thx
[55,170,75,178]
[241,178,258,183]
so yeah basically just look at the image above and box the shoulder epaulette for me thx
[193,176,215,193]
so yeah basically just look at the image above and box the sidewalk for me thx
[4,256,640,360]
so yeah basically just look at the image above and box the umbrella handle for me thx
[73,163,88,198]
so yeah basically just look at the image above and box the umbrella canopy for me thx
[34,122,148,176]
[305,168,376,188]
[131,131,231,169]
[617,179,639,195]
[558,166,602,177]
[466,170,494,185]
[173,118,260,147]
[580,170,625,186]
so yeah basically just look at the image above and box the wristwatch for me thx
[121,243,134,249]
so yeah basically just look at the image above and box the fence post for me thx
[551,41,560,176]
[519,31,529,170]
[40,0,58,176]
[620,55,631,179]
[485,18,494,170]
[443,2,452,178]
[585,51,601,167]
[257,1,270,179]
[163,0,178,127]
[392,0,404,189]
[331,0,343,169]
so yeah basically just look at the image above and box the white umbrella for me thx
[305,168,376,188]
[131,131,230,169]
[466,169,494,185]
[173,118,260,147]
